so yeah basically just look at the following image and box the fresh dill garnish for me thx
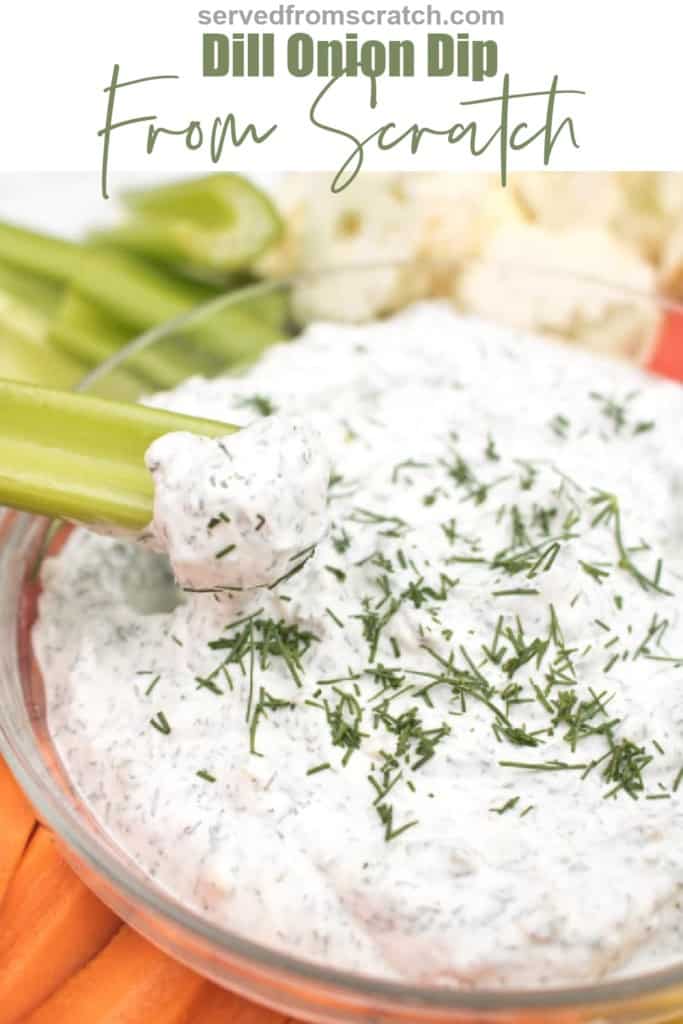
[392,459,430,483]
[324,565,346,583]
[144,675,161,696]
[267,546,317,590]
[492,588,541,598]
[350,507,408,538]
[239,394,277,417]
[490,796,520,814]
[441,518,458,545]
[249,686,295,756]
[320,688,367,765]
[633,613,670,660]
[589,491,672,595]
[549,414,570,439]
[150,711,171,735]
[602,739,652,800]
[590,391,641,435]
[215,543,236,560]
[353,597,401,662]
[375,801,418,842]
[499,759,588,772]
[325,607,344,628]
[208,512,231,530]
[579,560,610,585]
[485,434,501,461]
[331,528,351,554]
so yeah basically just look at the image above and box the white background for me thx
[0,0,681,200]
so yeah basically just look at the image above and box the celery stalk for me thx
[0,282,86,390]
[0,260,62,316]
[50,292,203,389]
[0,218,287,376]
[0,285,139,398]
[104,174,282,274]
[0,379,235,530]
[71,247,285,366]
[0,222,82,283]
[0,328,83,390]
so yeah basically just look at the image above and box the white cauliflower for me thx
[610,174,675,262]
[457,223,658,361]
[513,172,682,265]
[260,171,682,362]
[654,177,683,302]
[512,173,623,231]
[259,172,524,322]
[659,219,683,301]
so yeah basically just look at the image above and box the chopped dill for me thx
[150,712,171,735]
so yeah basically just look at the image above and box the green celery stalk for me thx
[0,379,235,530]
[0,285,139,398]
[0,222,82,283]
[0,260,62,316]
[0,283,86,390]
[50,291,203,389]
[103,174,282,274]
[0,218,287,375]
[0,328,83,390]
[71,247,286,366]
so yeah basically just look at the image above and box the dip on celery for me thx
[33,303,683,987]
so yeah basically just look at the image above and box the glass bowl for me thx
[2,264,683,1024]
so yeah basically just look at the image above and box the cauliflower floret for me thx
[512,173,623,232]
[654,177,683,302]
[260,171,679,359]
[457,223,658,361]
[259,173,425,322]
[610,174,674,262]
[411,173,525,292]
[259,173,525,322]
[658,173,683,221]
[512,172,683,266]
[658,218,683,301]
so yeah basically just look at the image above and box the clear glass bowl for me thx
[2,264,683,1024]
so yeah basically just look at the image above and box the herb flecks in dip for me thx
[34,303,683,988]
[144,416,329,594]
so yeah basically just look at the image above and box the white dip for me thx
[33,302,683,988]
[143,416,330,593]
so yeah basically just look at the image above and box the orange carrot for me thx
[0,826,120,1023]
[192,984,291,1024]
[647,308,683,381]
[0,755,35,907]
[22,925,206,1024]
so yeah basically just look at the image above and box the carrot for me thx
[0,826,119,1023]
[192,984,291,1024]
[0,755,35,907]
[647,308,683,380]
[22,926,206,1024]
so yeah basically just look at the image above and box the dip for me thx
[33,302,683,987]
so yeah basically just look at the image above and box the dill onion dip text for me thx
[33,303,683,987]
